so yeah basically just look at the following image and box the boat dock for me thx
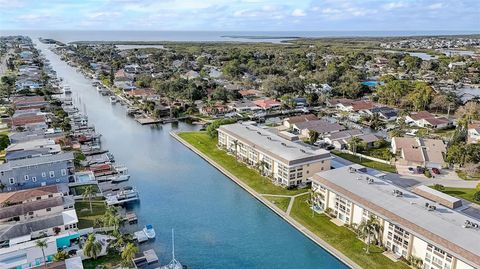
[134,230,148,243]
[132,249,159,268]
[126,211,138,224]
[135,116,162,125]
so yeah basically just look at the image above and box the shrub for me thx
[424,169,432,178]
[432,184,444,191]
[474,191,480,202]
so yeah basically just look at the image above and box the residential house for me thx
[311,165,480,269]
[12,96,48,111]
[405,111,451,129]
[238,89,261,99]
[292,120,345,138]
[0,152,75,192]
[467,121,480,144]
[218,123,331,187]
[364,106,398,121]
[324,129,380,150]
[253,98,281,110]
[283,114,319,129]
[391,137,446,169]
[228,100,261,113]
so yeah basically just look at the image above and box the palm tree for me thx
[348,137,363,155]
[53,250,69,261]
[121,242,139,267]
[83,233,102,259]
[82,185,96,213]
[357,216,382,254]
[102,206,121,230]
[35,239,48,268]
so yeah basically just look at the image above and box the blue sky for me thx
[0,0,478,31]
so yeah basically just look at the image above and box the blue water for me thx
[2,30,479,44]
[36,41,348,269]
[361,81,384,87]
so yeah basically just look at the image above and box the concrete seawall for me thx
[171,131,362,269]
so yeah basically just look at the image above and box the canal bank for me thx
[36,40,349,269]
[171,131,361,269]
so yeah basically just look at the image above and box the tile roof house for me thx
[405,111,451,129]
[283,114,319,128]
[253,98,281,110]
[12,96,48,110]
[391,137,446,169]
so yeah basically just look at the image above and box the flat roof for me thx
[219,123,330,166]
[312,165,480,268]
[0,152,74,170]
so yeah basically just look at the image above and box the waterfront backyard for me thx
[177,131,409,269]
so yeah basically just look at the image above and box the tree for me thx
[308,130,319,145]
[474,191,480,202]
[82,185,96,213]
[206,118,237,138]
[121,242,139,267]
[83,233,102,259]
[0,134,10,150]
[357,216,382,254]
[348,137,364,154]
[36,239,49,268]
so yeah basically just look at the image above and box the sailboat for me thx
[161,229,183,269]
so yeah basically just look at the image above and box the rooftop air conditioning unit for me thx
[428,205,436,211]
[367,178,374,184]
[348,167,356,173]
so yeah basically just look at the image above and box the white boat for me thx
[143,224,156,239]
[161,229,183,269]
[110,174,130,183]
[63,86,72,94]
[109,96,118,104]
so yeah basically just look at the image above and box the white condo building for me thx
[311,165,480,269]
[218,123,331,187]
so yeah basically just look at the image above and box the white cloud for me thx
[427,3,443,10]
[292,8,306,17]
[382,1,407,10]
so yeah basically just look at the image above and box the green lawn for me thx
[437,187,480,205]
[364,147,394,161]
[290,197,410,269]
[264,196,291,212]
[70,184,100,196]
[83,253,122,269]
[332,150,397,173]
[178,132,305,195]
[75,199,106,229]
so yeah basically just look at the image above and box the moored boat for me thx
[143,224,156,239]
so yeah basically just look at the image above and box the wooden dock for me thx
[135,116,162,125]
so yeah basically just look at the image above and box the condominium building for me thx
[311,165,480,269]
[0,152,75,192]
[218,123,331,187]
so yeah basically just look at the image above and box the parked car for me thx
[431,168,440,175]
[408,167,415,174]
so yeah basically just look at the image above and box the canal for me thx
[36,41,348,269]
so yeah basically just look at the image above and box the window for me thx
[9,178,15,185]
[42,172,46,178]
[49,171,55,178]
[32,177,37,182]
[0,171,4,176]
[24,175,29,181]
[48,194,53,198]
[46,208,51,212]
[61,169,67,176]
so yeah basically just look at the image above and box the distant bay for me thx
[1,30,480,44]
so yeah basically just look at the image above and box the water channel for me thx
[35,40,348,269]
